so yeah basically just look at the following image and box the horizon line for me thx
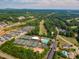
[0,8,79,10]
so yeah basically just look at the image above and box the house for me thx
[33,47,44,53]
[0,30,5,36]
[41,38,49,44]
[0,37,5,42]
[76,48,79,55]
[59,29,66,33]
[32,36,40,40]
[62,44,72,49]
[61,50,68,57]
[68,52,75,59]
[0,23,7,28]
[18,16,25,20]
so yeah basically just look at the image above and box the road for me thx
[1,18,36,30]
[47,41,56,59]
[0,22,21,30]
[56,27,78,49]
[57,35,78,49]
[0,51,18,59]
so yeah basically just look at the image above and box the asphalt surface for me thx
[47,41,56,59]
[0,51,17,59]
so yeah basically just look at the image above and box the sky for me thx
[0,0,79,9]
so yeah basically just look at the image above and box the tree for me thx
[76,55,79,59]
[76,26,79,42]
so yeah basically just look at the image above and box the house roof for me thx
[32,36,39,40]
[62,51,68,57]
[68,52,75,59]
[41,38,49,44]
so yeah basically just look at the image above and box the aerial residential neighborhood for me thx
[0,9,79,59]
[0,0,79,59]
[0,11,57,59]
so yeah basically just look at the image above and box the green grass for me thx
[0,40,49,59]
[53,52,68,59]
[39,20,47,36]
[70,26,77,29]
[62,36,79,46]
[57,38,68,49]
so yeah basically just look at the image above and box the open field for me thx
[62,36,79,46]
[70,26,77,29]
[39,20,47,35]
[57,37,68,49]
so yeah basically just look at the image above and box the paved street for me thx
[0,51,18,59]
[47,41,56,59]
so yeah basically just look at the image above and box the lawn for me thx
[70,26,77,29]
[56,37,68,49]
[39,20,47,36]
[62,36,79,46]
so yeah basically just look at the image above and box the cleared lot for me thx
[62,36,79,46]
[39,20,47,35]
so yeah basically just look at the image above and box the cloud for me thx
[0,0,79,9]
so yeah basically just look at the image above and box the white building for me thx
[18,16,25,20]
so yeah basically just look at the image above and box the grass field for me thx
[70,26,77,29]
[39,20,47,35]
[57,37,68,49]
[62,36,79,46]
